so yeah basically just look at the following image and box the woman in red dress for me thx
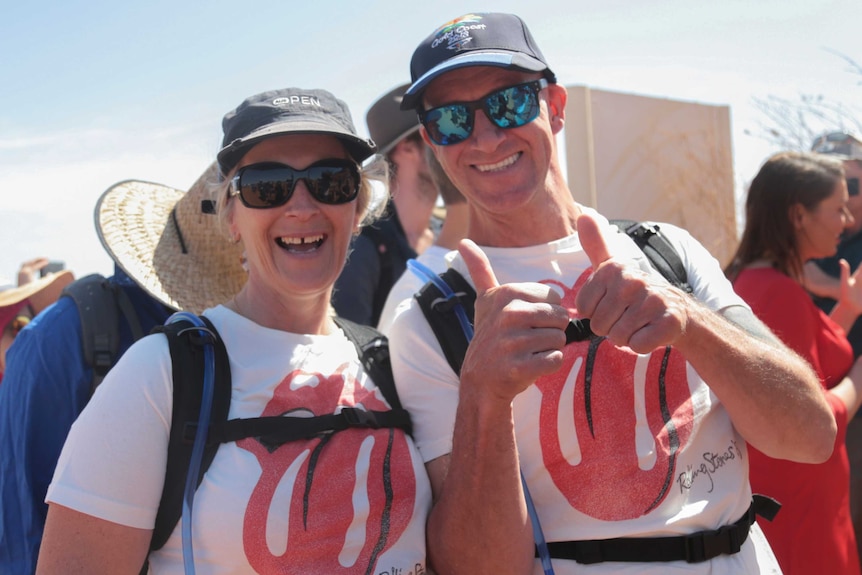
[726,151,862,574]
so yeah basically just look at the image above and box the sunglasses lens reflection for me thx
[235,161,360,209]
[422,79,546,146]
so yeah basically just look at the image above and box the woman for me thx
[36,88,432,574]
[0,266,73,382]
[726,151,862,575]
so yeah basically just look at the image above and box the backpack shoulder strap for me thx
[413,268,476,376]
[61,274,145,394]
[332,316,401,410]
[149,315,231,552]
[610,219,693,294]
[362,215,416,325]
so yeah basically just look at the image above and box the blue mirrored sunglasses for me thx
[419,79,549,146]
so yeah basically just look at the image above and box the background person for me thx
[0,165,246,574]
[0,269,73,382]
[804,131,862,564]
[36,87,431,574]
[332,82,438,326]
[805,131,862,354]
[377,146,468,332]
[386,12,834,574]
[726,150,862,575]
[15,258,60,287]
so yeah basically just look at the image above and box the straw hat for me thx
[0,271,75,314]
[95,163,247,314]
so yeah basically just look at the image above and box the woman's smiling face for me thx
[227,134,362,301]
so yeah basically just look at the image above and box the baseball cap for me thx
[217,88,377,175]
[811,131,862,160]
[401,12,557,111]
[366,83,421,156]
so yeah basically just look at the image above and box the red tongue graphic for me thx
[238,365,417,571]
[535,275,695,521]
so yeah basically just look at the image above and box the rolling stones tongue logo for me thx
[536,271,695,521]
[238,364,416,573]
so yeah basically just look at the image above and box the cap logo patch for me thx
[431,14,485,51]
[272,95,322,107]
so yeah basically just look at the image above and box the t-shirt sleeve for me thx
[385,297,460,463]
[659,223,748,312]
[45,333,174,529]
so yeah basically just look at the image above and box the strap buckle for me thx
[341,407,380,429]
[684,524,742,563]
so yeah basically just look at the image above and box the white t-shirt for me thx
[377,244,455,333]
[385,212,781,574]
[47,305,432,574]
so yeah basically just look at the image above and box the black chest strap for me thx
[187,407,412,450]
[537,495,780,564]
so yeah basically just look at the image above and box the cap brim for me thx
[217,120,376,174]
[376,124,421,156]
[401,50,550,110]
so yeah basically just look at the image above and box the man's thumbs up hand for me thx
[457,239,570,404]
[575,212,689,353]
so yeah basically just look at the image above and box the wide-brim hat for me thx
[402,12,557,110]
[366,83,421,156]
[95,163,247,314]
[0,270,75,314]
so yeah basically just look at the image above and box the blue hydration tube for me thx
[166,311,217,575]
[406,259,555,575]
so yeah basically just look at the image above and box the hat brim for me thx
[0,270,74,313]
[376,124,421,156]
[217,120,377,174]
[401,50,552,110]
[95,164,247,314]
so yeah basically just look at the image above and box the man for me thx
[0,165,246,574]
[377,147,468,332]
[332,83,438,326]
[805,130,862,563]
[386,12,835,574]
[806,131,862,354]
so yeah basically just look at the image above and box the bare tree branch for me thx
[746,49,862,151]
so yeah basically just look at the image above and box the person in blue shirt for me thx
[0,166,246,574]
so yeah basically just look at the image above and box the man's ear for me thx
[546,83,568,133]
[419,125,435,147]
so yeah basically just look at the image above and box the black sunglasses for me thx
[419,79,549,146]
[229,159,361,209]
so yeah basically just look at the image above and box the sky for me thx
[2,0,861,284]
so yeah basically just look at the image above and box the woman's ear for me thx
[788,203,807,230]
[353,210,364,235]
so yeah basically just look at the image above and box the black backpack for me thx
[415,220,693,375]
[146,314,408,555]
[60,274,145,394]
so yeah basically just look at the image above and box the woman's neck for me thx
[226,285,335,335]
